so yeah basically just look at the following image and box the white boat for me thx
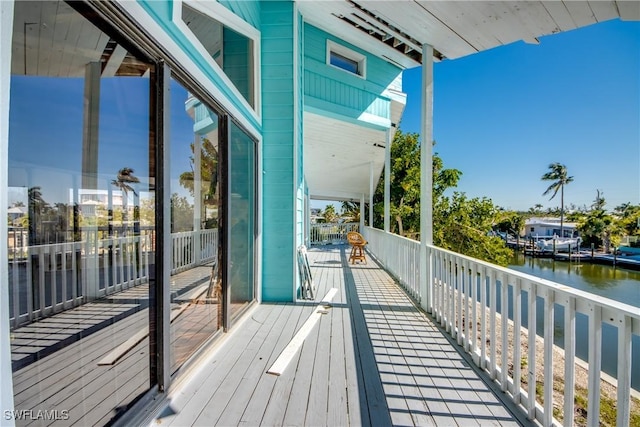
[535,237,580,252]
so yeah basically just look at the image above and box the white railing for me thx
[9,234,150,329]
[363,226,640,427]
[8,229,218,329]
[170,229,218,274]
[309,223,359,245]
[365,227,421,300]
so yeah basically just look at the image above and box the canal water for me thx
[508,254,640,391]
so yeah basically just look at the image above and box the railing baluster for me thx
[480,266,487,370]
[513,277,522,404]
[563,296,576,427]
[11,253,19,328]
[527,280,537,420]
[61,242,68,308]
[617,315,632,427]
[543,289,554,427]
[586,304,602,427]
[500,272,508,392]
[49,245,57,312]
[456,258,463,344]
[471,262,478,363]
[464,260,471,352]
[489,269,497,380]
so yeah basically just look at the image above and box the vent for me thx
[333,0,444,63]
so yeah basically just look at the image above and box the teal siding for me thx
[137,1,259,132]
[303,23,402,126]
[261,1,296,302]
[218,0,260,29]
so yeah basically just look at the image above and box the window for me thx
[327,40,366,78]
[181,3,256,108]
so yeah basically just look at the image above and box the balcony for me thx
[148,226,639,426]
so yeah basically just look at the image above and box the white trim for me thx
[293,5,300,302]
[1,1,16,422]
[326,40,366,79]
[114,1,260,139]
[175,0,261,119]
[255,135,263,304]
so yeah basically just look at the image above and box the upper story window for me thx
[327,40,366,78]
[181,3,256,109]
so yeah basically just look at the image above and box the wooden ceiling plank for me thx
[48,2,73,77]
[358,0,475,59]
[540,1,578,31]
[57,7,84,78]
[504,1,561,41]
[416,1,500,52]
[462,1,521,45]
[17,1,43,76]
[588,1,619,22]
[616,0,640,21]
[36,1,57,76]
[562,1,598,28]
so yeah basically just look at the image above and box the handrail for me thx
[8,229,218,330]
[363,226,639,426]
[309,223,359,245]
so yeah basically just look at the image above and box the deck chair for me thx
[347,231,367,264]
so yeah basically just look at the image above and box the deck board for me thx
[156,245,526,427]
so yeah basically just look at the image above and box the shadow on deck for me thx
[154,245,530,427]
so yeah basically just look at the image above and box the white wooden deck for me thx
[154,246,529,427]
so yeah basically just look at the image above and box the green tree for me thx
[578,191,623,252]
[541,163,574,237]
[372,130,511,266]
[111,167,140,232]
[179,137,219,210]
[341,201,360,223]
[171,193,195,232]
[322,204,338,223]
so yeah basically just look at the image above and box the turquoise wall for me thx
[261,1,296,302]
[218,0,260,29]
[303,23,402,127]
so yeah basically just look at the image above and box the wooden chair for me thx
[346,231,367,264]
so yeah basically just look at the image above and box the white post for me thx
[384,128,391,233]
[193,134,202,265]
[359,194,365,233]
[420,44,434,312]
[0,1,16,421]
[369,161,374,227]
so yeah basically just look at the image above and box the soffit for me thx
[298,1,639,67]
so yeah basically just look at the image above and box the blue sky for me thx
[401,19,639,212]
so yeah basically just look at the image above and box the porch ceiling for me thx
[298,0,640,67]
[304,112,387,202]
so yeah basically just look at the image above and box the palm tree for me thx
[541,163,574,237]
[112,167,140,233]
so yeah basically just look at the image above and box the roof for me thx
[298,1,640,67]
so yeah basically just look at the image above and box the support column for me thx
[369,161,374,227]
[359,194,365,233]
[420,44,434,313]
[193,134,202,265]
[82,61,101,300]
[384,129,391,233]
[1,1,16,421]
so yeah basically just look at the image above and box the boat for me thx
[535,237,580,253]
